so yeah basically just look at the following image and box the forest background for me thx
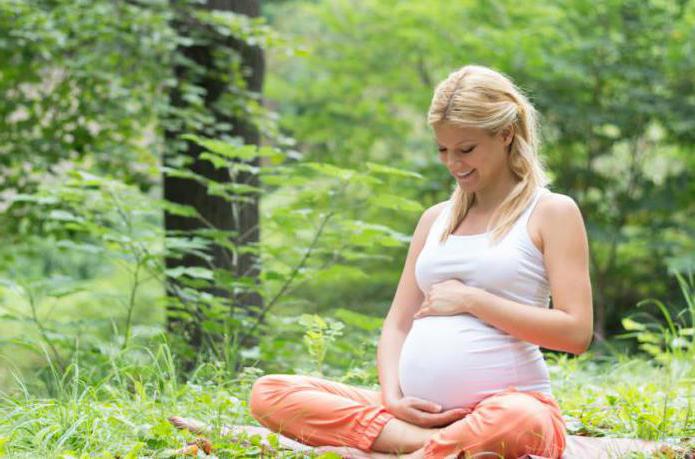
[0,0,693,457]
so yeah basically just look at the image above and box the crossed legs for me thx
[247,374,434,455]
[247,374,566,458]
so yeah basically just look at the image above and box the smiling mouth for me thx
[456,170,475,178]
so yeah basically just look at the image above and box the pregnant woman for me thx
[246,65,594,458]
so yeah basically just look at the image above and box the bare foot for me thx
[168,415,209,435]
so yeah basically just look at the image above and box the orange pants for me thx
[248,374,566,458]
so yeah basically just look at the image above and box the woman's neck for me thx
[471,169,521,213]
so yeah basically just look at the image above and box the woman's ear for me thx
[502,125,515,147]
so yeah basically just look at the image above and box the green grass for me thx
[0,338,692,457]
[0,271,693,457]
[0,341,294,458]
[0,263,164,391]
[551,351,694,444]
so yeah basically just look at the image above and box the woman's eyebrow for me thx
[435,139,476,147]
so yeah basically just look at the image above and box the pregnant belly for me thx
[398,315,550,411]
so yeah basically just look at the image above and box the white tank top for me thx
[398,187,553,410]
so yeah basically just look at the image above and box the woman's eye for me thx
[438,147,475,154]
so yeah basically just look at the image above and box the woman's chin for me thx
[456,178,479,191]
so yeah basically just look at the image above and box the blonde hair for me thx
[428,64,551,244]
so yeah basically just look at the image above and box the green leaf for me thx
[267,433,280,449]
[199,152,229,169]
[333,308,383,332]
[182,134,258,160]
[165,266,215,280]
[622,317,646,332]
[368,194,422,212]
[312,265,368,283]
[160,201,199,218]
[366,162,424,179]
[47,210,83,222]
[8,194,59,205]
[302,162,356,180]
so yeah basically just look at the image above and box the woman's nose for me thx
[446,155,463,168]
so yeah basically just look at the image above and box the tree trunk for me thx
[164,0,264,352]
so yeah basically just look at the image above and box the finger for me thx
[418,409,470,427]
[408,398,442,413]
[411,412,451,428]
[416,307,439,317]
[440,408,471,421]
[418,407,469,420]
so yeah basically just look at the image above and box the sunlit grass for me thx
[0,274,692,457]
[0,262,165,392]
[0,341,288,458]
[1,341,692,457]
[550,352,694,442]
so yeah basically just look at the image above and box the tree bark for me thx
[164,0,264,351]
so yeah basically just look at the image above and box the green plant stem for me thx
[239,209,335,345]
[121,261,142,350]
[26,288,65,372]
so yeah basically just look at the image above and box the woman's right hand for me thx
[384,396,471,428]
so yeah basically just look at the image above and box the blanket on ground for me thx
[224,424,677,458]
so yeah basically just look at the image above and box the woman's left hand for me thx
[413,279,482,319]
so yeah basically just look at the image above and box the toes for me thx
[168,416,185,429]
[167,415,206,434]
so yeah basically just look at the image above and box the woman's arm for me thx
[377,327,407,405]
[377,202,445,405]
[468,194,594,354]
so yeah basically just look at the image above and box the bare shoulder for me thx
[529,192,586,253]
[412,200,449,240]
[421,200,449,223]
[535,192,584,222]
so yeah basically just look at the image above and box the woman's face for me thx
[433,123,513,193]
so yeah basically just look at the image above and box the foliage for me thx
[0,0,694,456]
[264,0,695,336]
[0,277,694,456]
[551,352,694,444]
[618,272,695,365]
[0,0,175,194]
[550,274,695,454]
[0,131,422,382]
[0,339,303,458]
[298,314,345,375]
[0,0,290,196]
[1,0,292,367]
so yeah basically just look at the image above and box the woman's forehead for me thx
[433,124,487,145]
